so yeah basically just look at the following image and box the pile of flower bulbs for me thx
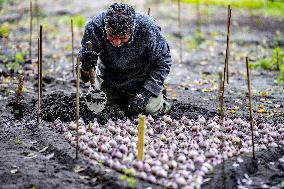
[52,115,284,189]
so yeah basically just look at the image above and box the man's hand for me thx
[128,88,152,115]
[80,51,98,70]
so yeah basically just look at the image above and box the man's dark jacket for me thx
[80,11,172,97]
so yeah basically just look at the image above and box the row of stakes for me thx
[14,1,256,167]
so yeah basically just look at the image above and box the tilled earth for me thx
[1,0,284,189]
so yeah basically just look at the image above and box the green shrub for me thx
[74,15,86,29]
[15,53,24,62]
[0,22,10,37]
[251,47,284,82]
[272,47,284,70]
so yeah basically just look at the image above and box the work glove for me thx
[80,50,98,71]
[79,50,97,83]
[128,88,152,115]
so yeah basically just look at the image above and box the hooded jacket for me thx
[79,11,172,97]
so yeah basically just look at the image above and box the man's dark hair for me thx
[104,3,135,36]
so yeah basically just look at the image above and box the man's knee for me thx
[145,93,170,116]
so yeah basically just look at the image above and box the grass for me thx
[119,168,136,188]
[250,47,284,82]
[180,0,284,17]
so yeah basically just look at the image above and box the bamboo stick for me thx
[16,75,25,103]
[137,114,145,161]
[205,0,209,23]
[71,19,74,77]
[246,57,256,160]
[225,5,232,84]
[13,75,25,120]
[39,25,43,98]
[220,57,227,123]
[219,72,226,189]
[76,56,80,159]
[219,72,224,123]
[29,0,33,59]
[37,37,40,123]
[35,0,39,26]
[196,0,201,33]
[177,0,182,64]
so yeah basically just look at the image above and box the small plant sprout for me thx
[76,56,80,159]
[15,137,22,145]
[137,114,145,161]
[13,75,24,120]
[246,57,256,160]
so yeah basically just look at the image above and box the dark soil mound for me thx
[41,91,126,125]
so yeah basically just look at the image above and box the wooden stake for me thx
[246,57,256,160]
[39,25,43,98]
[219,72,224,123]
[196,0,201,33]
[137,114,145,161]
[177,0,182,64]
[76,56,80,159]
[71,19,74,77]
[13,75,24,120]
[86,41,96,85]
[225,5,232,84]
[16,75,25,103]
[205,0,209,23]
[148,8,151,16]
[35,0,39,26]
[219,72,226,188]
[37,37,40,123]
[29,0,33,59]
[220,56,227,124]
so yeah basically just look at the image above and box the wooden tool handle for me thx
[86,41,96,86]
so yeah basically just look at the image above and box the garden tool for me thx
[83,41,107,113]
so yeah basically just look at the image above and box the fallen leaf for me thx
[26,152,37,159]
[79,175,90,180]
[257,109,268,113]
[259,91,268,97]
[275,104,280,108]
[10,169,18,174]
[39,145,49,153]
[44,153,54,160]
[259,104,265,109]
[73,165,85,173]
[202,88,210,93]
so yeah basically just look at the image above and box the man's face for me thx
[106,33,131,47]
